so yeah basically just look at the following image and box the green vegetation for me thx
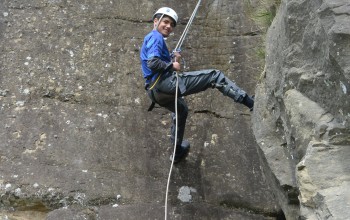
[244,0,281,61]
[245,0,281,29]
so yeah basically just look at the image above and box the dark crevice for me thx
[8,5,47,10]
[93,16,150,24]
[242,30,262,36]
[193,109,232,119]
[218,199,286,219]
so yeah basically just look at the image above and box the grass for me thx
[244,0,281,75]
[246,0,280,29]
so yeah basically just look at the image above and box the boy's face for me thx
[154,16,175,37]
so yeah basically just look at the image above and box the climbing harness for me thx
[164,1,202,220]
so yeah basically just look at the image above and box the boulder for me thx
[253,0,350,219]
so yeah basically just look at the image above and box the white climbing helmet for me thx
[153,7,178,26]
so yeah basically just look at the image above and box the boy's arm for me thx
[147,57,174,74]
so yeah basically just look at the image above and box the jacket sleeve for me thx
[147,57,173,74]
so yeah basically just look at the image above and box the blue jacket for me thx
[140,30,173,83]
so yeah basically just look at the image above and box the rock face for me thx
[0,0,279,220]
[253,0,350,219]
[0,0,350,220]
[3,0,348,219]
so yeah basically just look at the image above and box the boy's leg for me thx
[161,97,188,145]
[161,97,190,163]
[180,69,254,109]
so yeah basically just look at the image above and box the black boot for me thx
[170,140,190,164]
[242,95,254,111]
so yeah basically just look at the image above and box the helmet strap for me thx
[154,14,165,31]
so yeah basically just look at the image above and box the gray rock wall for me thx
[0,0,280,219]
[253,0,350,219]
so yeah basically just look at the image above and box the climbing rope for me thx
[164,1,202,219]
[174,0,202,52]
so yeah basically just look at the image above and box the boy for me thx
[140,7,254,163]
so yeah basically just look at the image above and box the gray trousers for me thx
[149,69,247,145]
